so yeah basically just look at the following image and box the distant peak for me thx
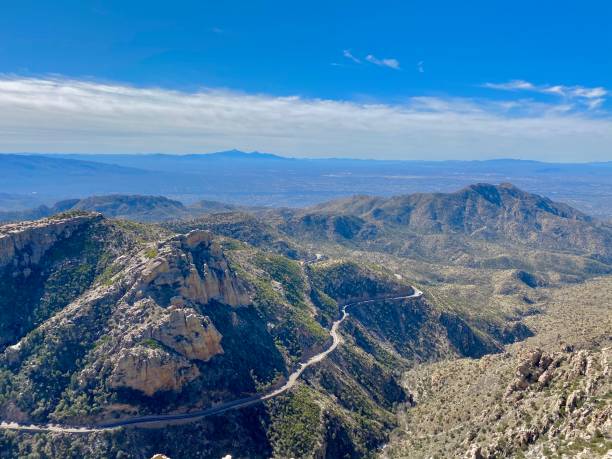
[199,150,287,160]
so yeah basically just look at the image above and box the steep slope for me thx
[0,213,142,348]
[0,214,531,458]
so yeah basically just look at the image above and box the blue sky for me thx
[1,1,611,161]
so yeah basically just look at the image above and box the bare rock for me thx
[135,230,251,307]
[144,307,223,361]
[565,389,584,412]
[466,444,485,459]
[505,348,558,397]
[110,345,199,396]
[0,214,100,269]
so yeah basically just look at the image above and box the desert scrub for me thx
[308,260,406,303]
[92,334,111,349]
[140,338,164,350]
[310,287,338,326]
[292,308,328,342]
[97,262,122,286]
[255,253,307,306]
[112,219,170,243]
[144,247,158,259]
[268,385,323,458]
[220,238,247,251]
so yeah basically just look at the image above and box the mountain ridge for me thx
[278,183,612,265]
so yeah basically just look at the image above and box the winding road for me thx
[0,287,423,433]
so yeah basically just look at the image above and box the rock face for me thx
[0,213,110,347]
[0,214,100,268]
[0,217,250,399]
[105,231,249,396]
[110,345,200,396]
[136,231,251,307]
[108,306,224,395]
[144,307,223,361]
[504,348,561,397]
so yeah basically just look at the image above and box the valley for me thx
[0,288,423,432]
[0,183,610,458]
[2,4,611,457]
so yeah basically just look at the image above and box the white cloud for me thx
[342,50,361,64]
[484,80,607,111]
[417,61,424,73]
[0,76,611,161]
[484,80,536,91]
[365,54,400,70]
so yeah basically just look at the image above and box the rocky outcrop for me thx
[143,307,223,361]
[504,348,562,397]
[0,214,100,269]
[110,345,200,396]
[0,219,250,401]
[482,347,611,457]
[101,231,251,396]
[135,231,250,307]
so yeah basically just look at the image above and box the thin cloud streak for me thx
[0,77,611,161]
[342,50,361,64]
[365,54,400,70]
[484,79,608,110]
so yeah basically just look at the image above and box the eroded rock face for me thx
[0,214,100,269]
[104,232,244,396]
[110,345,200,396]
[136,230,251,307]
[504,348,562,397]
[144,307,223,361]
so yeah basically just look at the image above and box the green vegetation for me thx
[255,253,306,306]
[141,338,163,350]
[268,385,323,458]
[2,185,609,459]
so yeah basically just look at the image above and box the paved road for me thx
[0,287,423,433]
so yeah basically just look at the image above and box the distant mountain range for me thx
[1,152,612,217]
[4,183,610,273]
[0,194,240,223]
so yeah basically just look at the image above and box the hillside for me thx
[0,213,531,458]
[385,276,612,458]
[278,183,612,271]
[0,185,609,458]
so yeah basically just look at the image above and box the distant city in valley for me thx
[1,151,612,220]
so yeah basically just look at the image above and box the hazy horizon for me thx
[2,150,612,165]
